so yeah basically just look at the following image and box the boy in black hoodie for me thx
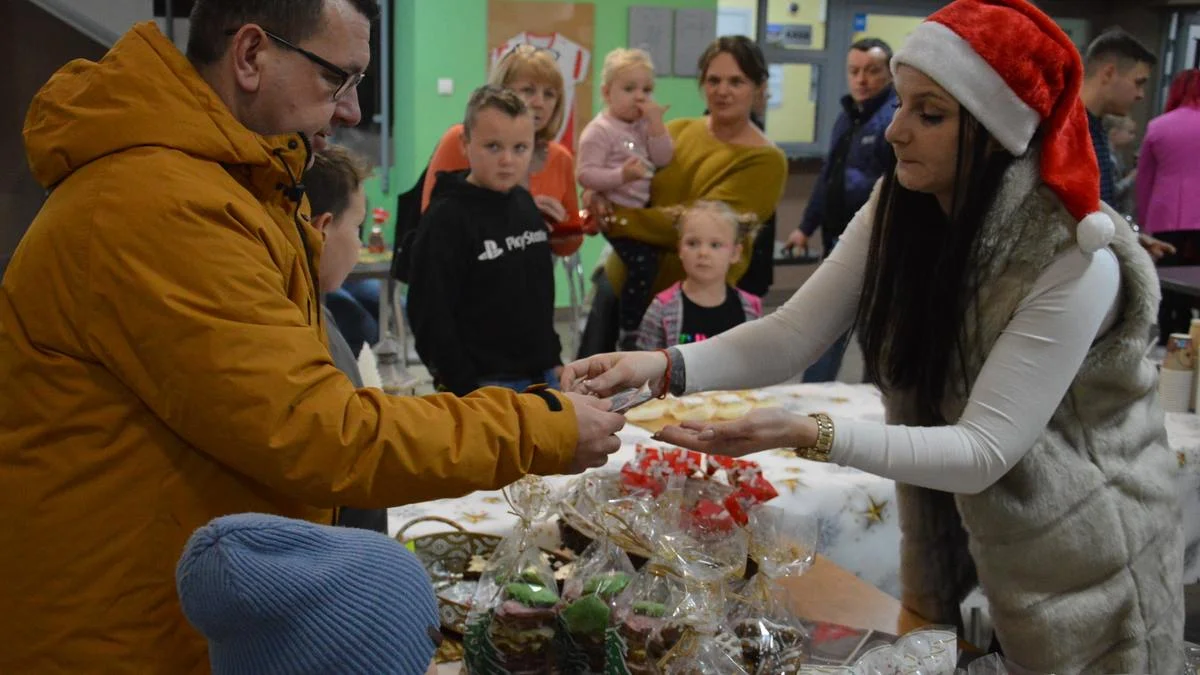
[408,86,562,396]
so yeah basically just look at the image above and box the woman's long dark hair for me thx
[854,111,1015,425]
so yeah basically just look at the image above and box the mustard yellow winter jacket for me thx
[0,23,577,672]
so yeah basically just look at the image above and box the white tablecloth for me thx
[390,382,1200,598]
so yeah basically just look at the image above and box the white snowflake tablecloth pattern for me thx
[391,383,1200,597]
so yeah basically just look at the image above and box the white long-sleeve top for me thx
[678,203,1121,495]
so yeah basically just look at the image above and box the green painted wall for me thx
[364,0,719,306]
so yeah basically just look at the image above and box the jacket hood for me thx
[24,22,297,189]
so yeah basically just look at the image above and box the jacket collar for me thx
[841,84,896,121]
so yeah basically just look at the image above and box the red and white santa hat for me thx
[892,0,1115,252]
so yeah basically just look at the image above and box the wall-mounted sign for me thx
[766,22,814,49]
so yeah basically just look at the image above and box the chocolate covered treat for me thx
[646,621,684,668]
[759,644,808,674]
[620,602,680,675]
[733,618,805,673]
[488,580,560,674]
[562,571,633,671]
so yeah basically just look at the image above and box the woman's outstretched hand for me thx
[653,408,818,459]
[560,351,668,398]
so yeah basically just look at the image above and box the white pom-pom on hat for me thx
[1076,211,1115,253]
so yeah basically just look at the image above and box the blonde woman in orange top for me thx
[421,44,583,255]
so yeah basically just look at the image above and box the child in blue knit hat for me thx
[176,513,442,675]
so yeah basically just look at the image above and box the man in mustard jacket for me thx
[0,0,624,671]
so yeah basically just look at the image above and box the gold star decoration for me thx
[785,466,804,475]
[777,477,806,493]
[772,449,797,459]
[460,511,490,524]
[482,496,504,505]
[1179,451,1188,468]
[831,396,850,404]
[862,496,888,527]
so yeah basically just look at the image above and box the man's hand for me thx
[782,229,808,256]
[1139,233,1176,262]
[565,392,625,473]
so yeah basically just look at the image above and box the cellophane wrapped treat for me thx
[894,628,957,674]
[852,626,957,675]
[464,477,562,675]
[656,566,747,675]
[726,505,819,674]
[610,494,688,675]
[619,446,778,526]
[651,479,750,675]
[559,478,640,674]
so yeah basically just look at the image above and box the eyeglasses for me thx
[225,27,365,101]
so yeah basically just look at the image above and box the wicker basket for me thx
[395,516,573,635]
[395,516,502,635]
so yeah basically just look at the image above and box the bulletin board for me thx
[487,1,595,151]
[673,9,718,77]
[629,6,673,76]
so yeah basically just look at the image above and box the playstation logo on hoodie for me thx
[477,240,504,261]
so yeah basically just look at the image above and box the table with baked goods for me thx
[391,381,1200,596]
[432,555,929,674]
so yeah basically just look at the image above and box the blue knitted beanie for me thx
[176,513,440,675]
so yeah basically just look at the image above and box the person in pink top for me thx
[577,48,674,351]
[1137,69,1200,338]
[1137,69,1200,247]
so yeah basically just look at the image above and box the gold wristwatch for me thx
[794,412,835,462]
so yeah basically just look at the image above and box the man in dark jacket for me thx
[784,37,897,382]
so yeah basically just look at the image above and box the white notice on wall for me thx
[717,7,754,39]
[768,63,784,109]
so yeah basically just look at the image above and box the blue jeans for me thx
[803,331,851,383]
[325,284,380,355]
[478,369,561,393]
[343,278,381,319]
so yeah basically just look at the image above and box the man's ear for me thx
[1101,61,1118,84]
[312,211,335,236]
[460,129,470,154]
[230,25,269,94]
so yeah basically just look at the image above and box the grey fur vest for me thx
[881,152,1183,673]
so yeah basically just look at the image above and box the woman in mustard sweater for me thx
[587,36,787,303]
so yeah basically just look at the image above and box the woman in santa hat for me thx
[561,0,1183,670]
